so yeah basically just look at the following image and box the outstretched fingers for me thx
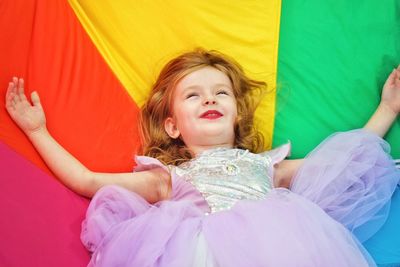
[394,64,400,76]
[17,78,29,103]
[5,77,35,114]
[385,66,400,88]
[5,81,16,111]
[11,77,18,99]
[31,91,42,109]
[7,78,20,103]
[395,64,400,84]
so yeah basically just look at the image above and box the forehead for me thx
[175,66,232,93]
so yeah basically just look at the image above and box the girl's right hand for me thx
[5,77,47,136]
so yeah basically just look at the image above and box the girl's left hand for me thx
[381,65,400,115]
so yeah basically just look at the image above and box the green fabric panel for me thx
[274,0,400,158]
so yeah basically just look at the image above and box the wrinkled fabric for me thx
[81,130,399,267]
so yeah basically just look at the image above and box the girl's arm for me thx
[273,159,304,189]
[364,65,400,137]
[5,77,170,202]
[273,65,400,188]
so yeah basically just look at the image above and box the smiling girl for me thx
[5,49,400,267]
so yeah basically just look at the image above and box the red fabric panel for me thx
[0,141,90,266]
[0,0,141,266]
[0,0,141,174]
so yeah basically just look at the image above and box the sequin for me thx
[224,163,239,175]
[174,148,273,213]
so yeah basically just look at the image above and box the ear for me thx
[164,117,180,139]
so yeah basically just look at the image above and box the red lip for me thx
[200,110,223,119]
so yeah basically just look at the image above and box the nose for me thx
[204,99,216,105]
[203,95,217,105]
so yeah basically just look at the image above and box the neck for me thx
[188,143,234,157]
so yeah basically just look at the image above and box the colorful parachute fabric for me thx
[0,0,399,266]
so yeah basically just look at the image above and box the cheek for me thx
[232,103,238,119]
[231,105,239,125]
[174,105,194,128]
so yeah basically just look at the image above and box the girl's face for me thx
[164,66,238,155]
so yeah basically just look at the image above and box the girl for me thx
[5,49,400,267]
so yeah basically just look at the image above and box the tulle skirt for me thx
[81,130,400,267]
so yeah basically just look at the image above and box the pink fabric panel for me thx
[0,141,90,266]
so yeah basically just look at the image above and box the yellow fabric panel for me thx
[68,0,281,148]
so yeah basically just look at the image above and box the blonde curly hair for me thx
[139,48,266,166]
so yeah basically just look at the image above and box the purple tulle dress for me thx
[81,130,400,267]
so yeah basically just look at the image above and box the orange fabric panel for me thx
[0,0,141,174]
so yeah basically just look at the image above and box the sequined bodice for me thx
[173,148,273,213]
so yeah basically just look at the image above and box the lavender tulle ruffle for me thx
[291,130,399,242]
[81,130,399,267]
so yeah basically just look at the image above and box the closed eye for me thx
[217,90,230,95]
[186,93,199,99]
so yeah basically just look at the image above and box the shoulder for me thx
[134,155,171,201]
[134,155,170,172]
[257,143,293,188]
[259,142,291,165]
